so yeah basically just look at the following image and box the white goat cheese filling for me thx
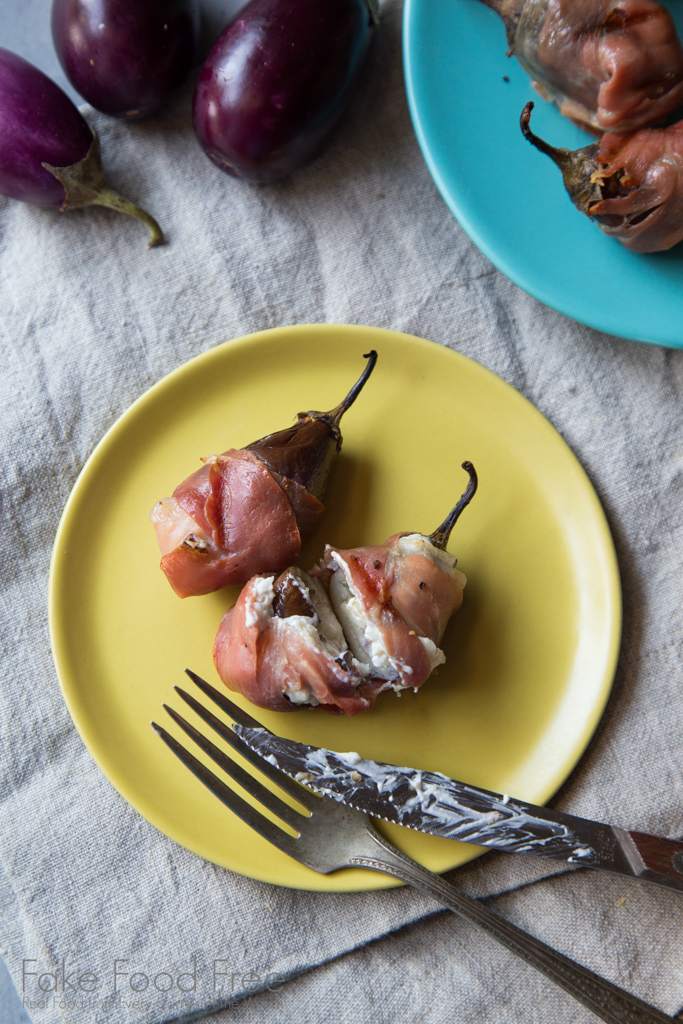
[279,570,353,707]
[328,551,407,684]
[419,636,446,672]
[243,575,276,628]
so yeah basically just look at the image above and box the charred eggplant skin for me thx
[192,0,376,183]
[246,349,377,499]
[51,0,199,119]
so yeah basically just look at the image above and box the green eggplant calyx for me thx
[42,130,164,248]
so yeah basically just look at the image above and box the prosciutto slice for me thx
[213,463,477,715]
[151,449,313,598]
[489,0,683,132]
[589,122,683,251]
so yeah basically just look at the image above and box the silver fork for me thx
[151,671,675,1024]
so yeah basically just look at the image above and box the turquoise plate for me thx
[403,0,683,348]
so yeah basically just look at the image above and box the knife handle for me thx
[353,829,675,1024]
[622,829,683,891]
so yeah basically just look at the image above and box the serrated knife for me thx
[234,726,683,894]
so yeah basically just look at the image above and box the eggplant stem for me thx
[327,350,378,426]
[84,186,164,248]
[520,101,602,216]
[429,462,478,550]
[520,101,556,160]
[42,130,164,248]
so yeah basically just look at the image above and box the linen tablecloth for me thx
[1,3,683,1022]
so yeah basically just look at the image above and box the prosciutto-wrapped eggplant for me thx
[213,567,380,715]
[521,100,683,252]
[213,462,477,715]
[151,351,377,597]
[483,0,683,133]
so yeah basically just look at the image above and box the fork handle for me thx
[350,834,674,1024]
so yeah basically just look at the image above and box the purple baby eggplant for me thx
[193,0,379,183]
[0,48,163,246]
[51,0,199,120]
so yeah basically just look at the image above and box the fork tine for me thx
[162,705,306,831]
[184,669,270,732]
[176,680,319,810]
[151,721,302,856]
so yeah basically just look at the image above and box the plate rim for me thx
[48,324,623,890]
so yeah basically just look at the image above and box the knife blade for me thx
[234,726,683,895]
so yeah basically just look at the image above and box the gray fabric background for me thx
[2,2,683,1023]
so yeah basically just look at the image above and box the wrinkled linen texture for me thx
[1,3,683,1023]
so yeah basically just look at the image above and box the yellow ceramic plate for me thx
[49,325,621,891]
